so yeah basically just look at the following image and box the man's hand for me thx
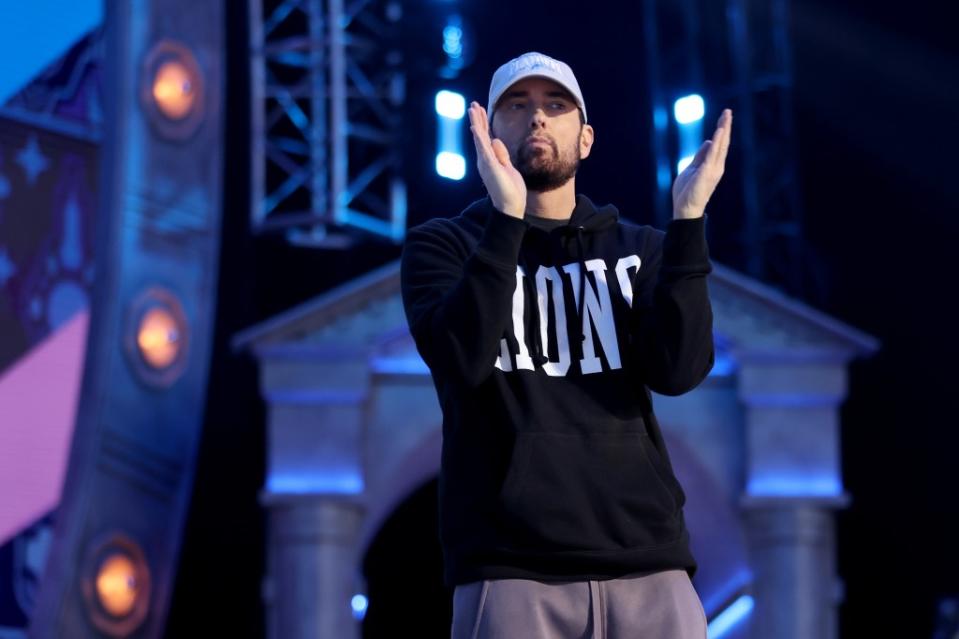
[672,108,733,220]
[468,102,527,219]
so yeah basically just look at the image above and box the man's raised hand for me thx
[671,108,733,220]
[468,101,527,219]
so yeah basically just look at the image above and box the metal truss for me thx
[643,0,820,300]
[642,0,706,230]
[250,0,406,246]
[724,0,817,298]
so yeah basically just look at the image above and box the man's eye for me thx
[508,102,525,110]
[549,102,567,110]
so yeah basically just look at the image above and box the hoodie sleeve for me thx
[628,216,715,396]
[400,209,528,387]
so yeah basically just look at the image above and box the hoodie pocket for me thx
[498,429,682,551]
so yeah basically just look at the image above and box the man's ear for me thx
[579,124,595,159]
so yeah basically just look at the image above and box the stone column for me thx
[257,350,370,639]
[263,494,363,639]
[737,354,851,639]
[741,496,847,639]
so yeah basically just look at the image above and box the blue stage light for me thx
[435,90,466,120]
[674,94,705,124]
[436,152,466,180]
[707,595,754,638]
[677,155,695,174]
[442,24,463,59]
[351,594,368,620]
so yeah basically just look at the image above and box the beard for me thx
[514,135,580,193]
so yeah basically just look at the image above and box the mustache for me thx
[519,135,558,157]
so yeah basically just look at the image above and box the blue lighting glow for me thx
[352,594,368,620]
[435,90,466,120]
[707,595,754,638]
[267,472,364,496]
[653,106,668,132]
[674,94,706,124]
[436,152,466,180]
[748,475,843,498]
[443,24,463,59]
[656,164,672,190]
[677,155,695,174]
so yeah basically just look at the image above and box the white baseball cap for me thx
[487,51,587,123]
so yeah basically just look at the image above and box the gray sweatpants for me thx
[451,569,708,639]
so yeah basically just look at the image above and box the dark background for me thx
[166,0,959,637]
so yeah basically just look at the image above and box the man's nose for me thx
[528,107,547,128]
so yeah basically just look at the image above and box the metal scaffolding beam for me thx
[250,0,406,247]
[643,0,820,300]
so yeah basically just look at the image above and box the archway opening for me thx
[361,478,451,638]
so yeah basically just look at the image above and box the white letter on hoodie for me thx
[614,254,642,308]
[535,265,570,376]
[495,266,534,372]
[563,259,622,374]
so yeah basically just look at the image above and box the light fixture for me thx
[125,287,189,388]
[82,533,151,637]
[95,553,140,617]
[140,40,206,140]
[673,94,705,125]
[151,59,197,120]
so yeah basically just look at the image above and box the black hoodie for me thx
[400,194,714,586]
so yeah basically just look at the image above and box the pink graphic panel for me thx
[0,308,87,544]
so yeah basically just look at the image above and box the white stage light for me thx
[436,151,466,180]
[435,90,466,120]
[674,94,705,124]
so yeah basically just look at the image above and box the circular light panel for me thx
[95,553,139,617]
[151,60,196,120]
[124,287,190,388]
[81,533,151,637]
[140,40,206,140]
[136,306,181,370]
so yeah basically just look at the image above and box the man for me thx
[400,51,732,638]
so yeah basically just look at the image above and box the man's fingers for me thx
[469,101,490,137]
[716,109,732,165]
[470,125,496,166]
[706,109,732,167]
[490,138,512,168]
[690,140,711,169]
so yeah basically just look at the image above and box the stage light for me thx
[125,288,189,387]
[436,152,466,180]
[677,155,694,174]
[435,88,466,180]
[674,94,705,124]
[351,594,369,620]
[707,595,754,638]
[140,40,205,139]
[151,60,196,120]
[435,90,466,120]
[95,554,139,617]
[82,533,151,635]
[442,23,463,59]
[137,306,181,370]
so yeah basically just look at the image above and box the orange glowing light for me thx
[151,60,196,120]
[136,307,180,369]
[95,554,138,617]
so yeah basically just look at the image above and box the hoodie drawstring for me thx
[573,225,588,360]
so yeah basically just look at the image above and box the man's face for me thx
[490,77,594,192]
